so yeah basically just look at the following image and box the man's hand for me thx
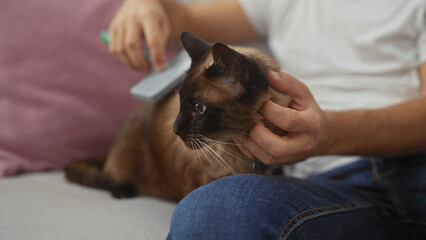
[108,0,170,71]
[241,62,426,164]
[107,0,260,72]
[240,72,331,165]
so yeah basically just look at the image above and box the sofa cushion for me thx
[0,171,176,240]
[0,0,175,176]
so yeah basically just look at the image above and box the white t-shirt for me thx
[238,0,426,177]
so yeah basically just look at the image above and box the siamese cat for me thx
[65,32,291,201]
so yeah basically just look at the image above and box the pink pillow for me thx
[0,0,175,176]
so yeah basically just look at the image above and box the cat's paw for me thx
[111,184,138,199]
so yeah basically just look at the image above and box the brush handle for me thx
[130,50,190,102]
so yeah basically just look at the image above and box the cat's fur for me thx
[65,32,291,201]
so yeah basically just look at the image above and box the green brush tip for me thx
[99,30,110,45]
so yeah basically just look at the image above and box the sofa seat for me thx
[0,171,176,240]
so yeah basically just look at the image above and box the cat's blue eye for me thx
[194,103,207,115]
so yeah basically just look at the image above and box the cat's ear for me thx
[181,32,211,63]
[211,43,242,67]
[207,43,249,86]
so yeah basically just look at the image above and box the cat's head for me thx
[173,32,279,149]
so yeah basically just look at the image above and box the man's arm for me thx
[242,64,426,165]
[165,0,260,42]
[325,62,426,157]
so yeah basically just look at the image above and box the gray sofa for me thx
[0,171,176,240]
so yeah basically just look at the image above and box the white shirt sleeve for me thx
[418,6,426,64]
[237,0,271,38]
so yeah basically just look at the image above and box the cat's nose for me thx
[173,125,182,135]
[173,114,185,136]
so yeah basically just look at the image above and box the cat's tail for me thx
[64,157,113,191]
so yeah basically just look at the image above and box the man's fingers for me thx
[268,71,315,109]
[249,123,290,158]
[240,72,325,166]
[244,137,275,165]
[148,44,167,71]
[262,100,307,132]
[236,143,255,160]
[109,27,137,69]
[268,71,306,97]
[124,20,150,70]
[108,26,122,59]
[141,15,169,71]
[248,122,314,165]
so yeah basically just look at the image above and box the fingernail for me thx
[271,71,280,79]
[155,62,166,72]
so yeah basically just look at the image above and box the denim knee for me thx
[166,173,392,240]
[167,174,294,240]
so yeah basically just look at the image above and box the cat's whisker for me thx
[191,139,204,173]
[195,139,219,172]
[200,134,282,150]
[201,141,236,174]
[197,135,251,167]
[197,140,220,169]
[197,134,245,147]
[195,137,238,174]
[201,136,240,154]
[203,140,251,167]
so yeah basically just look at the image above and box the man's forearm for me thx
[324,96,426,157]
[164,0,260,42]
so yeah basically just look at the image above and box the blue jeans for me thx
[167,154,426,239]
